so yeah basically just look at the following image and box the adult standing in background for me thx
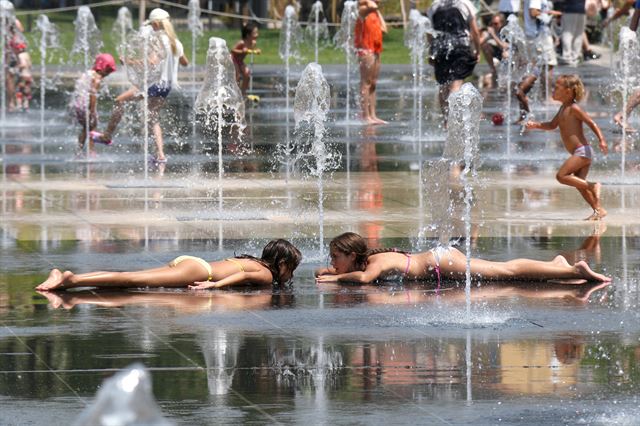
[427,0,481,124]
[558,0,586,67]
[355,0,387,125]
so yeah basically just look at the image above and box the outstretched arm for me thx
[315,266,337,276]
[189,270,272,289]
[526,108,561,131]
[316,263,383,284]
[570,104,608,154]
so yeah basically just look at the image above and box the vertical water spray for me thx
[289,63,340,257]
[498,16,528,158]
[35,15,59,154]
[614,27,640,181]
[333,0,357,123]
[71,6,102,159]
[446,83,483,319]
[405,11,431,245]
[306,1,329,64]
[123,26,166,179]
[188,0,203,137]
[194,37,245,213]
[0,0,16,124]
[279,6,302,181]
[112,7,132,75]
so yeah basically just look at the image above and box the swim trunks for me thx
[355,11,383,55]
[169,255,213,281]
[148,83,171,98]
[573,144,593,159]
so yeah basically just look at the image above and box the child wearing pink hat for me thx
[69,53,116,156]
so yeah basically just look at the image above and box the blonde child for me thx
[315,233,611,285]
[94,8,189,163]
[69,53,116,155]
[36,239,302,291]
[231,21,261,97]
[525,75,608,220]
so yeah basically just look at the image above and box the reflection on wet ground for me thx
[1,63,639,424]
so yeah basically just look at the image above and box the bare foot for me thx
[36,291,67,309]
[573,281,611,303]
[574,260,611,282]
[371,117,388,125]
[36,269,73,291]
[585,208,607,221]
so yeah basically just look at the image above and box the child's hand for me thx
[525,121,538,130]
[188,281,218,290]
[599,139,608,155]
[315,274,339,283]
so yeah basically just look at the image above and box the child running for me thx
[315,232,611,284]
[36,239,302,291]
[231,21,261,98]
[525,74,608,221]
[69,53,117,156]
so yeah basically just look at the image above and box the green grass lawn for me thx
[21,9,412,66]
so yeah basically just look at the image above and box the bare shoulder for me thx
[568,103,586,115]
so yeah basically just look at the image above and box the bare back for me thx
[208,258,272,283]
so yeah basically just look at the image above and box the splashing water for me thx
[286,63,340,257]
[498,15,529,158]
[447,83,483,319]
[613,27,640,181]
[188,0,204,137]
[122,26,166,178]
[111,7,132,75]
[333,1,357,122]
[71,6,102,158]
[35,14,59,151]
[404,11,432,246]
[279,5,303,112]
[194,37,246,212]
[0,0,15,123]
[306,1,329,63]
[279,6,303,180]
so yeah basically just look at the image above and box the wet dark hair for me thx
[329,232,406,271]
[241,21,258,40]
[237,239,302,286]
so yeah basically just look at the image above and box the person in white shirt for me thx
[499,0,521,18]
[96,8,189,163]
[515,0,561,120]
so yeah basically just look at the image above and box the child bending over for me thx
[36,239,302,291]
[231,21,261,97]
[69,53,116,156]
[526,74,608,221]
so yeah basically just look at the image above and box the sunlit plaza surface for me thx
[1,59,640,424]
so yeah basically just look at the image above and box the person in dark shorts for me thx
[427,0,481,124]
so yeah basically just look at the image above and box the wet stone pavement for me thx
[1,61,639,425]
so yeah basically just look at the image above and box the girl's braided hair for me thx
[329,232,408,271]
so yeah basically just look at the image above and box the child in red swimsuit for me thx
[231,21,261,97]
[355,0,387,125]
